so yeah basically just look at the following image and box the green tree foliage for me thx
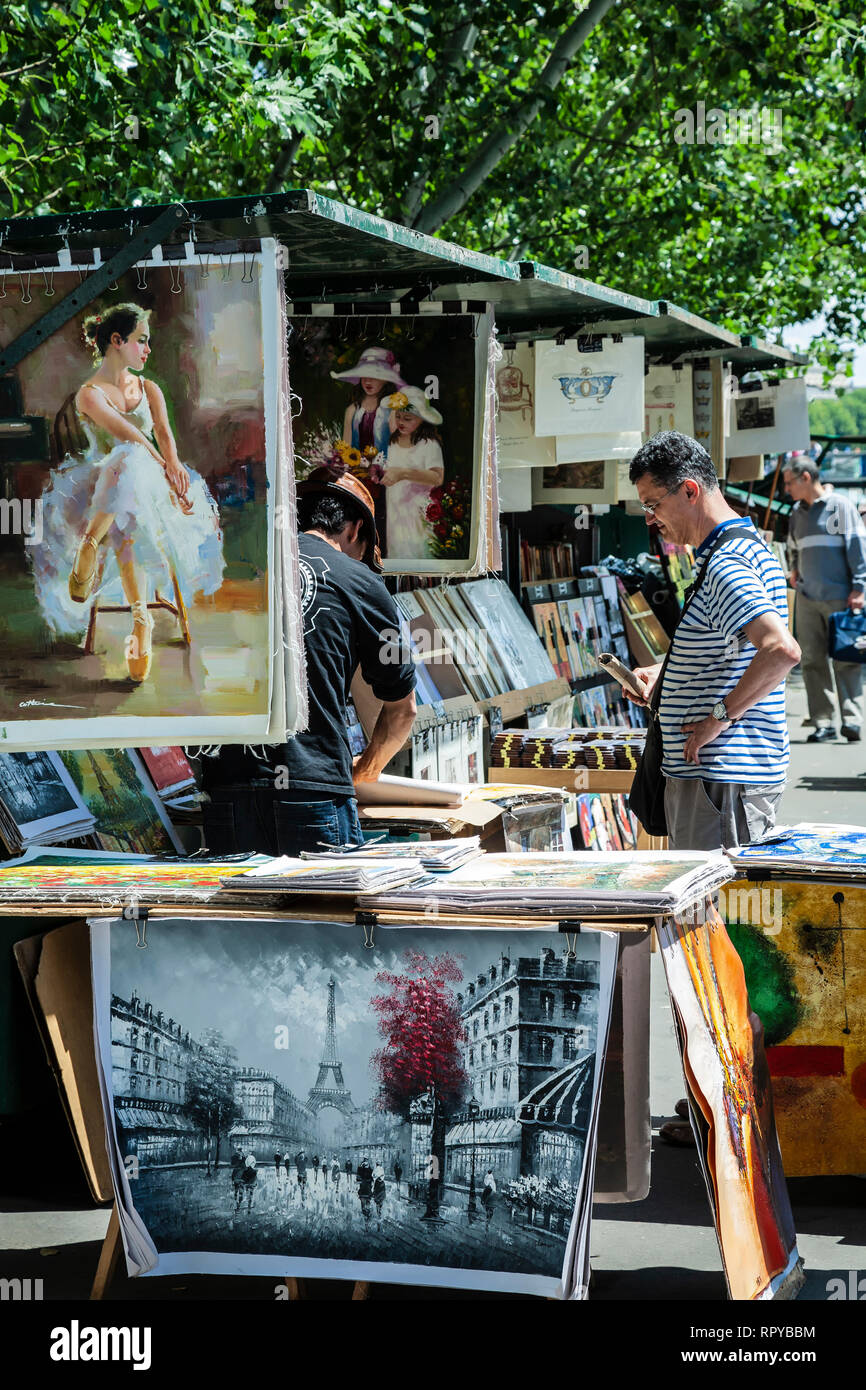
[810,387,866,435]
[2,0,865,364]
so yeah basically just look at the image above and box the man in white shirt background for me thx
[784,453,866,744]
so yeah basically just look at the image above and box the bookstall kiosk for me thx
[0,191,813,1299]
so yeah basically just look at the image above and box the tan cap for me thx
[296,467,383,572]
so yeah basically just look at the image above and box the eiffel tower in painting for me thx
[307,977,355,1117]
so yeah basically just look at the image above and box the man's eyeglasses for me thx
[638,482,683,516]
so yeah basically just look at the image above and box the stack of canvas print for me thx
[0,242,305,751]
[0,747,181,856]
[0,750,96,854]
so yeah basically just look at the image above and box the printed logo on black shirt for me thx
[298,554,331,636]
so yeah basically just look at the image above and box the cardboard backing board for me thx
[594,929,652,1202]
[14,920,113,1202]
[491,766,637,793]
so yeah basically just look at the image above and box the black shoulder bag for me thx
[628,525,762,836]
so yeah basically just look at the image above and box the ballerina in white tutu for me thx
[29,303,224,682]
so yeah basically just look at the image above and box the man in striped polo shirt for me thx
[625,431,801,852]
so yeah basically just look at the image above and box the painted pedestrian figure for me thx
[392,1156,403,1194]
[481,1170,497,1229]
[373,1162,387,1229]
[230,1148,245,1211]
[356,1157,373,1227]
[295,1150,308,1203]
[241,1154,258,1211]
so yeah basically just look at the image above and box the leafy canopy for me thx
[2,0,865,368]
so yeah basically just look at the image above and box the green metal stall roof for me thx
[0,188,807,372]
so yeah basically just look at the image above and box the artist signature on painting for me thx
[18,699,87,709]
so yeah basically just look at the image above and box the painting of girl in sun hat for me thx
[330,346,406,552]
[290,312,486,574]
[379,385,445,559]
[331,345,406,454]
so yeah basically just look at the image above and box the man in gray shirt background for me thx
[785,454,866,743]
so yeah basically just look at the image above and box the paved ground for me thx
[1,673,864,1302]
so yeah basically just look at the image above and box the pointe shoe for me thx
[69,534,100,603]
[126,601,154,683]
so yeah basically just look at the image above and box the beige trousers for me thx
[794,593,863,728]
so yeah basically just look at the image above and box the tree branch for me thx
[411,0,620,234]
[398,18,481,226]
[265,131,304,194]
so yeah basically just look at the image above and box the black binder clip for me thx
[122,900,149,948]
[356,910,377,949]
[558,918,581,960]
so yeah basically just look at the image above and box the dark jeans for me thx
[202,787,363,858]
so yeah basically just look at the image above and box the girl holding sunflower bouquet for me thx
[331,347,406,552]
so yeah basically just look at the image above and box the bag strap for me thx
[647,523,765,715]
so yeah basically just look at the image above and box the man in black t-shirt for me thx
[201,470,416,857]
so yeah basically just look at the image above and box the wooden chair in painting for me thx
[52,394,192,654]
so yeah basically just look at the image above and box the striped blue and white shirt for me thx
[660,517,790,785]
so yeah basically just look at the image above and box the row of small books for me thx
[490,727,647,771]
[573,793,640,853]
[519,541,577,584]
[395,576,557,705]
[0,747,191,858]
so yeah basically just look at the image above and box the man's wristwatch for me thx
[712,699,731,722]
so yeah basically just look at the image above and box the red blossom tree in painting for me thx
[370,950,469,1120]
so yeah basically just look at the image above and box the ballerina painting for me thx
[30,303,224,682]
[0,245,285,749]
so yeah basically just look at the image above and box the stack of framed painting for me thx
[0,241,305,751]
[0,750,97,854]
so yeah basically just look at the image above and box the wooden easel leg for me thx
[351,1281,371,1300]
[84,603,98,656]
[90,1205,122,1300]
[171,569,192,646]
